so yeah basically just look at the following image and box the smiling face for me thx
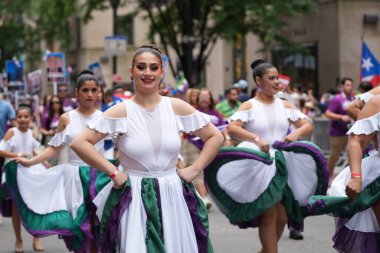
[76,80,99,108]
[130,52,163,94]
[16,109,32,131]
[255,67,280,96]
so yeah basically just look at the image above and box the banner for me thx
[6,59,24,91]
[88,62,106,87]
[46,52,66,84]
[27,69,43,95]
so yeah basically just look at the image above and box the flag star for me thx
[362,58,374,71]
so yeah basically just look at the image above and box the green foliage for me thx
[215,0,318,51]
[0,0,78,70]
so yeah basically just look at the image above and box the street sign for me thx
[105,35,128,56]
[45,52,66,84]
[88,62,106,86]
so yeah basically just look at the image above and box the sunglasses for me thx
[51,101,61,104]
[58,89,68,92]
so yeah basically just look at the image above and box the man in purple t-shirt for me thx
[325,77,355,178]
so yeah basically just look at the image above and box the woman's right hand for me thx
[345,177,362,200]
[256,138,270,153]
[14,157,34,167]
[113,171,128,189]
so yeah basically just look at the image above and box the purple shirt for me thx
[327,93,355,136]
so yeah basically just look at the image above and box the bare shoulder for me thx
[358,94,380,120]
[281,99,296,109]
[170,97,196,116]
[370,86,380,95]
[238,100,253,111]
[103,102,128,118]
[3,128,15,141]
[56,112,70,133]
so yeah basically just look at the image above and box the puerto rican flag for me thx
[278,74,291,86]
[361,42,380,87]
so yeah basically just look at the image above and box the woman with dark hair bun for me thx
[71,44,223,252]
[203,59,328,253]
[6,70,104,252]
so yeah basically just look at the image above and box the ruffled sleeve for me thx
[48,128,68,147]
[0,138,13,151]
[358,92,374,104]
[86,115,128,138]
[229,109,254,123]
[285,108,311,122]
[176,111,210,133]
[347,112,380,135]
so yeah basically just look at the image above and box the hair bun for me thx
[140,44,162,54]
[250,59,265,70]
[77,69,94,78]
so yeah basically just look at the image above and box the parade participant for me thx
[325,78,355,178]
[204,59,327,253]
[182,88,227,209]
[40,95,64,149]
[308,94,380,253]
[0,105,44,252]
[216,87,241,120]
[71,44,223,252]
[57,84,77,112]
[8,71,104,252]
[185,88,200,108]
[347,84,380,120]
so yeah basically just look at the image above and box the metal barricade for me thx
[310,117,331,154]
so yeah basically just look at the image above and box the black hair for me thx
[359,81,372,93]
[46,95,64,131]
[113,84,124,91]
[76,69,98,89]
[105,89,114,96]
[16,103,33,116]
[224,87,239,96]
[250,59,275,85]
[132,44,162,67]
[340,77,353,85]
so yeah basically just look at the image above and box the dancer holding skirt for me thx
[71,44,223,253]
[204,59,328,253]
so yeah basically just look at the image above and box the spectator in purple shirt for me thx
[325,77,355,178]
[57,84,77,112]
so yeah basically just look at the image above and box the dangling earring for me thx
[131,78,135,91]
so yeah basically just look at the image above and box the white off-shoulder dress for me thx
[4,110,104,252]
[87,97,214,253]
[309,112,380,253]
[204,98,328,232]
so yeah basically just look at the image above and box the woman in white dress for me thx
[309,94,380,253]
[0,105,44,252]
[203,60,328,253]
[8,71,104,252]
[71,44,223,253]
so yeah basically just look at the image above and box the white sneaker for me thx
[202,196,212,210]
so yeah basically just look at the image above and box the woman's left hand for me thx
[177,165,201,183]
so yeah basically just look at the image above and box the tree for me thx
[139,0,218,87]
[214,0,317,60]
[0,0,78,71]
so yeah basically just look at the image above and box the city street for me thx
[1,206,336,253]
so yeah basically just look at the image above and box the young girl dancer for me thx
[8,71,104,252]
[0,104,44,252]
